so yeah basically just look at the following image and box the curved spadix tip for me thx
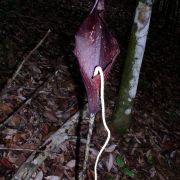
[93,66,102,77]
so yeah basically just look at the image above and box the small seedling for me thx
[116,155,125,168]
[115,155,135,178]
[122,167,135,178]
[147,154,155,165]
[106,175,113,180]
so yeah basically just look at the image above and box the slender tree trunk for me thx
[112,0,153,134]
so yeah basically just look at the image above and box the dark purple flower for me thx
[74,0,120,114]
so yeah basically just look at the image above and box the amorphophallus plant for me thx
[73,0,120,179]
[74,0,120,114]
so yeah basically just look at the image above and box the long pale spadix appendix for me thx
[93,66,111,180]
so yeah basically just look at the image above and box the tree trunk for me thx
[112,0,153,134]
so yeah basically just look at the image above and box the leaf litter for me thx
[0,0,179,179]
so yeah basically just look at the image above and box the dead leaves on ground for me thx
[0,0,179,179]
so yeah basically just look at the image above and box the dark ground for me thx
[0,0,179,179]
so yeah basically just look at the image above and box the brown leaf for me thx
[15,153,27,166]
[162,141,175,151]
[55,154,65,164]
[87,169,94,180]
[45,176,61,180]
[105,144,117,152]
[138,157,145,166]
[0,103,13,113]
[43,111,58,122]
[12,132,27,143]
[0,158,14,169]
[20,143,36,150]
[7,115,21,127]
[53,164,64,178]
[40,123,49,136]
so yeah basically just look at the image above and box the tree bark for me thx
[112,0,153,134]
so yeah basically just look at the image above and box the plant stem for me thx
[81,113,96,180]
[113,0,153,134]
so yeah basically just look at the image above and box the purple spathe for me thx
[74,0,120,114]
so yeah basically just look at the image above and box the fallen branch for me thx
[11,107,88,180]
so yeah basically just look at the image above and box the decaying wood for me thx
[11,108,88,180]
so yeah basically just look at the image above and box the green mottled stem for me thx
[113,0,153,134]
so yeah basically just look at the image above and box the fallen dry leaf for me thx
[66,160,76,169]
[106,153,114,172]
[0,158,14,170]
[45,175,61,180]
[14,153,27,166]
[0,103,13,113]
[89,148,99,156]
[40,123,49,136]
[43,111,58,122]
[52,164,64,178]
[7,114,21,127]
[105,144,117,152]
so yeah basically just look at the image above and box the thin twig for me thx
[81,113,96,180]
[0,75,50,130]
[0,147,47,153]
[11,29,51,81]
[0,29,51,97]
[0,136,87,154]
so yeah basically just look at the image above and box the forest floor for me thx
[0,0,179,179]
